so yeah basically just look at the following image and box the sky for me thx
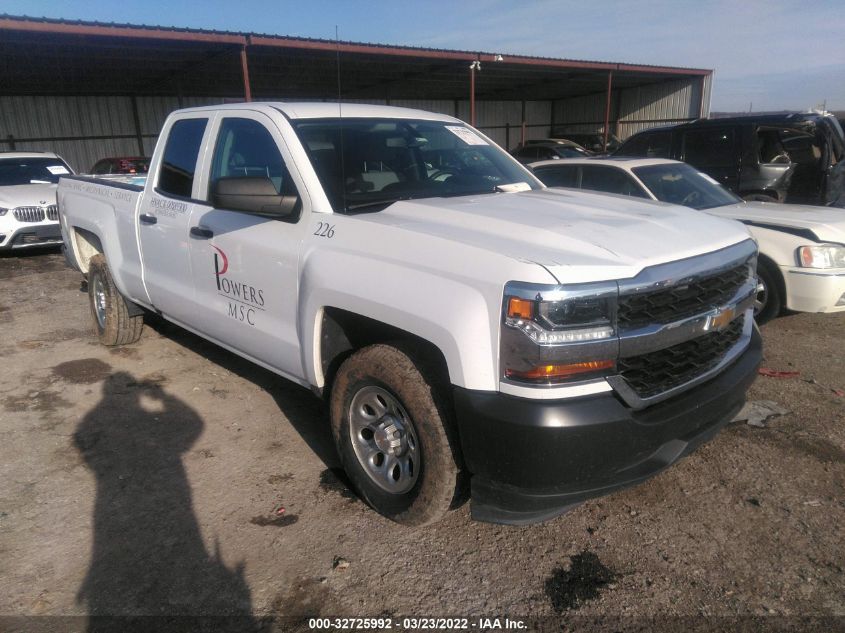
[3,0,843,112]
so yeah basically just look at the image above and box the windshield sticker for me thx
[495,182,532,193]
[698,172,720,186]
[445,126,488,146]
[46,165,70,175]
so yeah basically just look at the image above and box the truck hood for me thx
[707,201,845,244]
[0,183,58,209]
[362,188,751,283]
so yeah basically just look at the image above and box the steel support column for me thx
[470,61,478,126]
[603,70,613,152]
[240,44,252,102]
[130,95,144,155]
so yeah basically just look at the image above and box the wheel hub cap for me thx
[373,416,407,456]
[348,385,420,494]
[93,277,107,328]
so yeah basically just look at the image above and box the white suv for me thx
[0,152,73,251]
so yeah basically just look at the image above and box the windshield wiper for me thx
[344,197,409,212]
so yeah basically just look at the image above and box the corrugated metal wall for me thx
[0,78,706,170]
[616,76,703,138]
[552,76,705,141]
[0,95,226,171]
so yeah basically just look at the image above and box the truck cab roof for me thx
[177,101,461,123]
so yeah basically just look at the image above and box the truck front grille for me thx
[13,207,46,223]
[618,263,749,330]
[617,317,745,399]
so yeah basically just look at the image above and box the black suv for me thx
[614,113,845,205]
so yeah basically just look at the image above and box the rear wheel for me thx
[329,343,462,526]
[88,254,144,345]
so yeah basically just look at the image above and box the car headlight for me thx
[501,281,618,384]
[0,207,8,216]
[798,244,845,269]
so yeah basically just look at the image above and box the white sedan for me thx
[0,152,73,251]
[530,157,845,322]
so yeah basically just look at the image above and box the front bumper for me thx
[783,267,845,313]
[0,222,62,250]
[453,327,762,525]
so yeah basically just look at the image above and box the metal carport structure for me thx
[0,15,712,171]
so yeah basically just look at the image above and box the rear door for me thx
[138,114,214,326]
[186,111,310,379]
[680,126,741,191]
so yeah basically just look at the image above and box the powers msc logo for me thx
[211,246,266,326]
[212,246,229,290]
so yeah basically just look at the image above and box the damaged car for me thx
[614,112,845,207]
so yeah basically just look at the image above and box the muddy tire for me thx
[329,342,463,526]
[88,254,144,346]
[755,260,782,324]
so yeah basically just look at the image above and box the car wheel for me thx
[88,254,144,345]
[755,261,782,324]
[329,342,463,526]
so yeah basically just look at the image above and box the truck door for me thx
[186,113,309,380]
[138,114,213,326]
[680,126,741,193]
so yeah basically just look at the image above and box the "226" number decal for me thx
[313,222,335,238]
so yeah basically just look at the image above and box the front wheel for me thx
[755,261,782,324]
[88,254,144,345]
[329,343,463,526]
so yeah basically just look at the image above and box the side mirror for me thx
[211,177,299,218]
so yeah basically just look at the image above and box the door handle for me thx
[139,213,157,225]
[190,226,214,239]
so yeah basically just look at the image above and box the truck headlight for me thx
[798,244,845,269]
[505,295,614,343]
[501,281,618,384]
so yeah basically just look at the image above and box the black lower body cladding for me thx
[2,223,62,249]
[453,328,763,525]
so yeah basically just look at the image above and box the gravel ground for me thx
[0,248,843,631]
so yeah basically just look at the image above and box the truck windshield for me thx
[632,163,742,210]
[0,157,72,185]
[292,118,540,212]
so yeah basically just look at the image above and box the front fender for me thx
[299,249,500,391]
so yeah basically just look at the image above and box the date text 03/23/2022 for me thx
[308,617,527,630]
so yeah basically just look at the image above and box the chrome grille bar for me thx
[13,207,46,222]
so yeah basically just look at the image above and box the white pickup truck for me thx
[58,103,761,526]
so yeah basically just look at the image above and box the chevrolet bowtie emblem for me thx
[706,306,735,331]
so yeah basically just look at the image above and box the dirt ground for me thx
[1,248,843,631]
